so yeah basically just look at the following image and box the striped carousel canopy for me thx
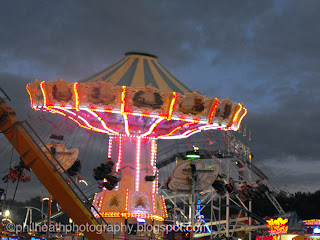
[79,51,193,95]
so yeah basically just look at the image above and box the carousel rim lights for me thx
[30,95,245,138]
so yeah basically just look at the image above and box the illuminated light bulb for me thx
[4,210,10,217]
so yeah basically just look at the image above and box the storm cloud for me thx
[0,0,319,198]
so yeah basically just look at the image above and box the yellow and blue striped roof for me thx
[79,51,193,95]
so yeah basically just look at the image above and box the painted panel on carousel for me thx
[128,191,152,214]
[176,92,214,121]
[213,99,241,126]
[41,78,74,107]
[126,85,172,116]
[103,190,127,213]
[78,82,122,110]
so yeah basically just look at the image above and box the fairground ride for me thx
[156,130,285,239]
[24,51,246,237]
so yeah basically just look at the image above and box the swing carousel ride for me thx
[25,51,247,229]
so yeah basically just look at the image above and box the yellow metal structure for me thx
[0,97,109,240]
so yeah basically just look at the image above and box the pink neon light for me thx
[139,117,164,138]
[115,137,122,172]
[135,137,141,191]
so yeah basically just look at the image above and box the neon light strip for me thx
[108,137,113,159]
[121,86,126,114]
[151,139,157,194]
[167,92,177,120]
[80,107,121,114]
[125,189,129,212]
[55,107,76,116]
[139,117,164,138]
[26,84,35,110]
[49,109,67,117]
[73,82,79,111]
[199,123,221,130]
[123,113,130,136]
[135,137,141,191]
[77,115,111,134]
[87,110,119,135]
[49,107,115,134]
[157,121,196,138]
[208,98,219,124]
[67,116,110,134]
[40,81,47,107]
[115,136,122,172]
[171,116,207,124]
[235,108,247,130]
[95,212,164,221]
[231,104,242,126]
[159,129,203,140]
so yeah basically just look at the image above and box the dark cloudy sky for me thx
[0,0,320,201]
